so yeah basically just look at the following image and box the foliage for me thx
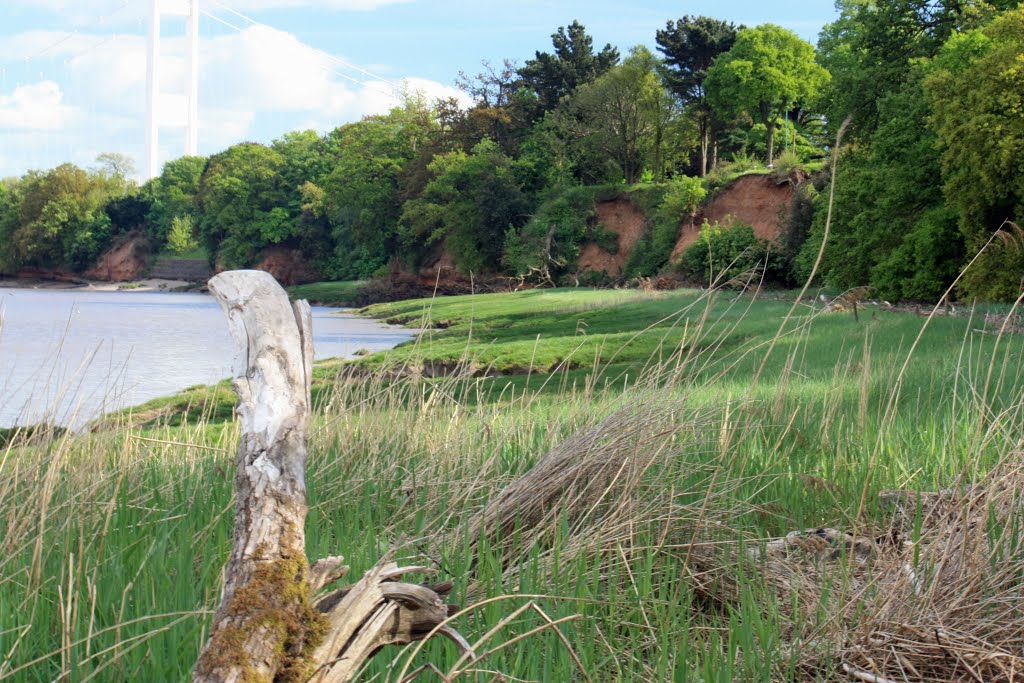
[798,76,963,301]
[959,223,1024,302]
[565,46,682,183]
[93,152,136,181]
[871,205,964,301]
[705,24,830,165]
[166,214,199,255]
[0,163,124,272]
[817,0,1013,140]
[677,219,779,284]
[320,103,435,279]
[196,143,289,269]
[657,175,706,225]
[144,156,206,244]
[924,7,1024,300]
[703,154,768,195]
[400,139,531,274]
[656,16,740,175]
[519,20,620,112]
[504,185,614,278]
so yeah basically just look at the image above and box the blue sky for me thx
[0,0,838,180]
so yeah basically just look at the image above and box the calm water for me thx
[0,288,414,428]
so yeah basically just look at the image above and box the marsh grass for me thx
[1,282,1023,681]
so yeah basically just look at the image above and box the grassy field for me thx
[2,286,1023,681]
[288,280,366,307]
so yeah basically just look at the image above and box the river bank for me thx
[0,275,197,293]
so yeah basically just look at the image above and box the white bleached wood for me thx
[193,270,461,683]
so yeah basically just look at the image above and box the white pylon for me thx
[144,0,200,181]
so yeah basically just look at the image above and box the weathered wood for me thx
[193,270,461,683]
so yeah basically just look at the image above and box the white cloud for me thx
[201,0,413,10]
[0,81,78,129]
[6,0,412,16]
[0,20,468,177]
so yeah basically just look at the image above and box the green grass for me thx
[155,246,208,262]
[2,286,1023,680]
[288,280,366,307]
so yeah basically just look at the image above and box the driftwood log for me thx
[193,270,463,683]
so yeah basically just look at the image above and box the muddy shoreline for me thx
[0,276,200,293]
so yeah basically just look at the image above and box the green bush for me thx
[678,219,780,285]
[871,206,964,301]
[166,214,199,255]
[770,150,802,181]
[958,224,1024,302]
[704,157,768,195]
[657,176,706,225]
[504,185,620,278]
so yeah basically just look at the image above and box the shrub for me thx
[871,206,964,301]
[167,215,199,255]
[677,219,780,285]
[958,223,1024,302]
[704,155,768,195]
[770,150,802,181]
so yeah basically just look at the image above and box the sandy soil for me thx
[672,174,796,260]
[0,277,195,292]
[578,197,647,277]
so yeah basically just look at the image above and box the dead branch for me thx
[193,270,460,683]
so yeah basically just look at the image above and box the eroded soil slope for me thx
[671,174,796,260]
[578,197,647,277]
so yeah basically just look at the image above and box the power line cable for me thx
[207,0,402,88]
[29,0,137,59]
[200,9,400,101]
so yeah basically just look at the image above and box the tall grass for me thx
[1,285,1023,680]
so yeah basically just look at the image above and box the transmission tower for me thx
[145,0,199,181]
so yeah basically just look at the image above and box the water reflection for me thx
[0,288,414,428]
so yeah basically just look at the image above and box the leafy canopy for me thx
[519,20,619,112]
[706,24,830,164]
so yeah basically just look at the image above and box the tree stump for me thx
[193,270,462,683]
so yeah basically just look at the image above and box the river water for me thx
[0,288,414,428]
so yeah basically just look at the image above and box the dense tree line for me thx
[1,3,1022,301]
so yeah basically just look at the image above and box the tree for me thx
[94,152,136,181]
[166,214,199,255]
[320,100,437,278]
[6,164,119,271]
[400,139,530,273]
[196,143,289,268]
[457,59,521,108]
[454,59,538,154]
[0,178,21,273]
[519,20,619,112]
[818,0,1015,139]
[144,155,206,244]
[567,47,683,184]
[272,130,332,197]
[925,8,1024,240]
[924,7,1024,299]
[656,16,740,175]
[705,24,830,165]
[796,77,963,301]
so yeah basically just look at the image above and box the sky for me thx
[0,0,839,181]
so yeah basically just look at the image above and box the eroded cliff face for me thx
[253,247,319,286]
[577,197,648,277]
[671,174,797,260]
[83,233,151,281]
